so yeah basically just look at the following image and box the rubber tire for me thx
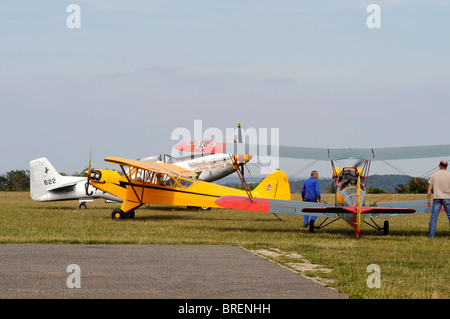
[111,209,124,220]
[309,220,315,233]
[124,211,135,219]
[383,221,389,235]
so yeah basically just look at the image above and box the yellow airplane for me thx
[87,157,290,219]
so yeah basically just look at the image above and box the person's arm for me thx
[315,180,321,202]
[427,183,433,207]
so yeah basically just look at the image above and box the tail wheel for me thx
[112,209,124,220]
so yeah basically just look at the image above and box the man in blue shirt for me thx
[301,170,322,227]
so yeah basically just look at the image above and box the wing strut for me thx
[356,174,361,238]
[119,165,142,204]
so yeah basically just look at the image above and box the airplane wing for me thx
[104,157,197,178]
[373,200,431,216]
[215,196,336,217]
[223,143,450,161]
[215,196,426,218]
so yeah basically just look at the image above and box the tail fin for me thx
[251,169,291,200]
[29,157,62,201]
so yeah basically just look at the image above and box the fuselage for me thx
[90,168,247,209]
[334,166,366,209]
[141,153,252,182]
[89,166,290,214]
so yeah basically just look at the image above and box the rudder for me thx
[29,157,61,201]
[251,169,291,200]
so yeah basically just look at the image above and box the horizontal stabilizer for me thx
[47,181,80,191]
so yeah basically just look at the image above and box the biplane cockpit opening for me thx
[334,167,365,190]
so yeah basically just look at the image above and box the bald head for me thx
[439,160,448,169]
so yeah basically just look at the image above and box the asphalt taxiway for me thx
[0,244,347,299]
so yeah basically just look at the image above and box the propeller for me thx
[237,122,243,144]
[353,159,364,169]
[234,123,252,177]
[85,151,93,196]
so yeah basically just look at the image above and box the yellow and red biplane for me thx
[215,143,450,238]
[87,156,290,219]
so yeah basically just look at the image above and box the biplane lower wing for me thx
[373,200,431,216]
[215,196,428,217]
[215,196,336,217]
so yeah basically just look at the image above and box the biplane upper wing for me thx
[104,157,197,178]
[223,143,450,161]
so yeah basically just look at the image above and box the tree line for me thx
[0,170,30,191]
[0,167,89,192]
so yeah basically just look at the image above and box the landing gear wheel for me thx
[383,221,389,235]
[79,203,87,210]
[186,206,211,211]
[111,209,124,220]
[124,211,135,219]
[309,220,315,233]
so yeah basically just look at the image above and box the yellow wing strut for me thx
[356,175,361,238]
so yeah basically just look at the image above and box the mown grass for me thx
[0,192,449,299]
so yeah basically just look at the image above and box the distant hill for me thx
[218,174,413,194]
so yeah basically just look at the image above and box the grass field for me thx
[0,191,449,299]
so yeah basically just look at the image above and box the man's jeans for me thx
[429,198,450,237]
[303,199,318,225]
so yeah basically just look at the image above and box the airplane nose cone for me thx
[235,154,253,164]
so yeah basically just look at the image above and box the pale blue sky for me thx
[1,1,449,177]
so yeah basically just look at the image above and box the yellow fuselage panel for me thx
[91,169,247,208]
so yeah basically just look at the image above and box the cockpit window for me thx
[125,167,193,189]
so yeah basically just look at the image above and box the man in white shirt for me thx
[427,160,450,238]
